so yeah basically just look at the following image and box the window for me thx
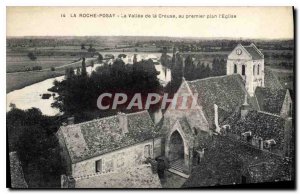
[96,159,102,173]
[242,65,246,75]
[257,65,260,75]
[289,103,292,116]
[253,65,255,76]
[144,145,151,158]
[234,64,237,73]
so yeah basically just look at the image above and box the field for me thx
[6,55,81,73]
[6,70,65,93]
[6,38,294,94]
[7,45,97,93]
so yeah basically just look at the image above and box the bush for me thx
[27,52,37,60]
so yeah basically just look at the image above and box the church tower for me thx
[226,43,264,96]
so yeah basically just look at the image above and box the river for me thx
[6,52,171,123]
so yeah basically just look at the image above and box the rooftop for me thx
[264,67,284,91]
[222,110,287,150]
[187,74,254,128]
[183,135,290,188]
[255,87,287,115]
[59,110,160,163]
[243,44,264,60]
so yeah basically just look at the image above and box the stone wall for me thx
[71,138,163,178]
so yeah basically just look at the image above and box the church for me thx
[57,43,293,188]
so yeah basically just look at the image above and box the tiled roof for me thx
[75,164,162,188]
[264,67,284,90]
[9,152,28,188]
[187,74,252,128]
[248,159,292,183]
[59,111,159,163]
[183,135,288,188]
[243,44,264,60]
[255,87,287,114]
[224,110,286,150]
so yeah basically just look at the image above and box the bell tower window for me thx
[253,65,255,76]
[242,65,246,76]
[234,64,237,73]
[257,65,260,75]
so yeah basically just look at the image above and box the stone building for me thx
[227,43,264,96]
[57,110,162,188]
[57,43,293,187]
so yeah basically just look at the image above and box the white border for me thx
[1,0,298,193]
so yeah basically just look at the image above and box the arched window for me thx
[242,65,246,75]
[234,64,237,73]
[257,65,260,75]
[253,65,255,76]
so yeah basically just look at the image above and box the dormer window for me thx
[242,131,252,142]
[242,65,246,75]
[264,139,276,149]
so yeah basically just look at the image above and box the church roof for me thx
[9,152,28,188]
[255,87,287,115]
[186,74,252,128]
[243,44,264,60]
[58,110,159,163]
[264,67,284,90]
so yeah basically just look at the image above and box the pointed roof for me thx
[243,43,264,60]
[186,74,254,128]
[255,87,288,115]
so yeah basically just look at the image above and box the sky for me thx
[7,6,294,39]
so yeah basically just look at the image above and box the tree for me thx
[7,107,65,187]
[27,52,37,60]
[65,67,75,79]
[184,55,194,80]
[81,57,87,77]
[97,53,103,63]
[81,43,86,50]
[118,54,127,58]
[88,44,96,53]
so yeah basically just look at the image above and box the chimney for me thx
[241,94,250,120]
[214,104,221,133]
[67,117,75,125]
[118,112,128,134]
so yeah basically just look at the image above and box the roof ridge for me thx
[61,115,118,129]
[187,74,240,83]
[257,110,282,118]
[126,110,149,116]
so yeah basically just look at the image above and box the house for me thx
[9,152,28,188]
[57,110,163,188]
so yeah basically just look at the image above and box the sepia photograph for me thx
[6,6,295,189]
